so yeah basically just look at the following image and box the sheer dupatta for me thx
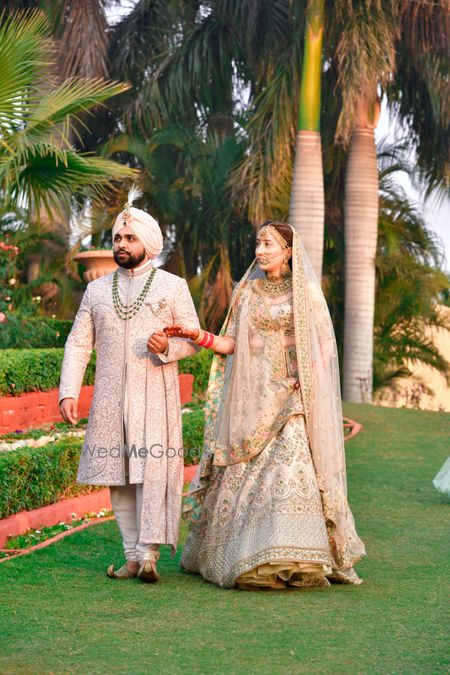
[292,233,366,570]
[184,227,366,572]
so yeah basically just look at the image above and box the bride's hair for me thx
[258,220,293,248]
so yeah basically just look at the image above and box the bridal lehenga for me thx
[181,227,366,589]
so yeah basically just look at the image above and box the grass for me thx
[0,403,449,674]
[1,510,113,555]
[0,418,88,442]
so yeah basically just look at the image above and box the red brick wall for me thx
[0,374,193,435]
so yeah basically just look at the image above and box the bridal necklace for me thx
[258,271,292,298]
[112,268,156,319]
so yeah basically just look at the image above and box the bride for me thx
[165,221,366,589]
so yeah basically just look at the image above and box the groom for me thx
[59,194,199,582]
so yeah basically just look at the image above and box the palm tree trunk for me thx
[343,92,381,402]
[289,0,325,280]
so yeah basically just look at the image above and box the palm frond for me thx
[230,42,300,224]
[129,12,246,136]
[108,0,181,87]
[374,320,450,390]
[0,9,51,130]
[332,1,397,143]
[11,78,131,149]
[2,142,136,221]
[386,0,450,193]
[373,144,450,390]
[0,9,136,219]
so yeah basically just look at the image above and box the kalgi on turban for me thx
[112,186,163,258]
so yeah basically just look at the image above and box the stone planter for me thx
[72,249,117,282]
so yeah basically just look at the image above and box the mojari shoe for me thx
[106,562,139,579]
[137,551,160,583]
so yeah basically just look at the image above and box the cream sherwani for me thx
[59,259,199,555]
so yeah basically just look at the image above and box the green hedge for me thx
[0,349,96,396]
[0,346,213,397]
[0,435,100,519]
[0,409,206,518]
[179,348,213,394]
[0,316,73,349]
[182,405,205,465]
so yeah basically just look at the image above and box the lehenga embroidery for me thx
[181,228,366,588]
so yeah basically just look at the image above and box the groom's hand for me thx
[59,397,78,425]
[147,330,169,353]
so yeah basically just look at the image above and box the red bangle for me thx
[206,332,215,348]
[200,331,213,348]
[196,330,215,348]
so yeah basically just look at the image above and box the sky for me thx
[107,3,449,269]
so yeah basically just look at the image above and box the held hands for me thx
[147,330,169,354]
[163,325,200,341]
[147,326,199,353]
[59,398,78,425]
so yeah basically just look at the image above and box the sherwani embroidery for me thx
[59,262,200,555]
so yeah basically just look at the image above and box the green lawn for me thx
[1,403,449,674]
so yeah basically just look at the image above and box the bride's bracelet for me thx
[194,328,216,349]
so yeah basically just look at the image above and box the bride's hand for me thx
[163,324,199,340]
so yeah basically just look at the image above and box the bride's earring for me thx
[282,256,291,276]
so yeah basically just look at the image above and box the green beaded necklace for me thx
[112,268,156,320]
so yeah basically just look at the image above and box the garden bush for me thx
[0,347,212,396]
[0,316,73,348]
[182,404,205,464]
[0,407,206,517]
[0,435,99,519]
[179,348,213,394]
[0,349,96,396]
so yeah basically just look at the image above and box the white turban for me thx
[112,206,163,258]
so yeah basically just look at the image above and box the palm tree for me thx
[337,0,449,401]
[101,1,253,328]
[289,0,325,279]
[49,0,109,81]
[324,141,450,396]
[374,163,450,392]
[342,92,382,401]
[0,9,135,220]
[223,0,448,401]
[388,0,450,197]
[96,0,449,363]
[329,1,395,401]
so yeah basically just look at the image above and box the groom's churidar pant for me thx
[109,423,160,563]
[108,382,161,564]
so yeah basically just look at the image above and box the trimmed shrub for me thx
[0,409,206,517]
[179,348,213,394]
[0,316,73,349]
[0,435,100,519]
[0,349,96,396]
[0,348,212,397]
[182,405,205,464]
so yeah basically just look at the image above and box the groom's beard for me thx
[114,248,146,269]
